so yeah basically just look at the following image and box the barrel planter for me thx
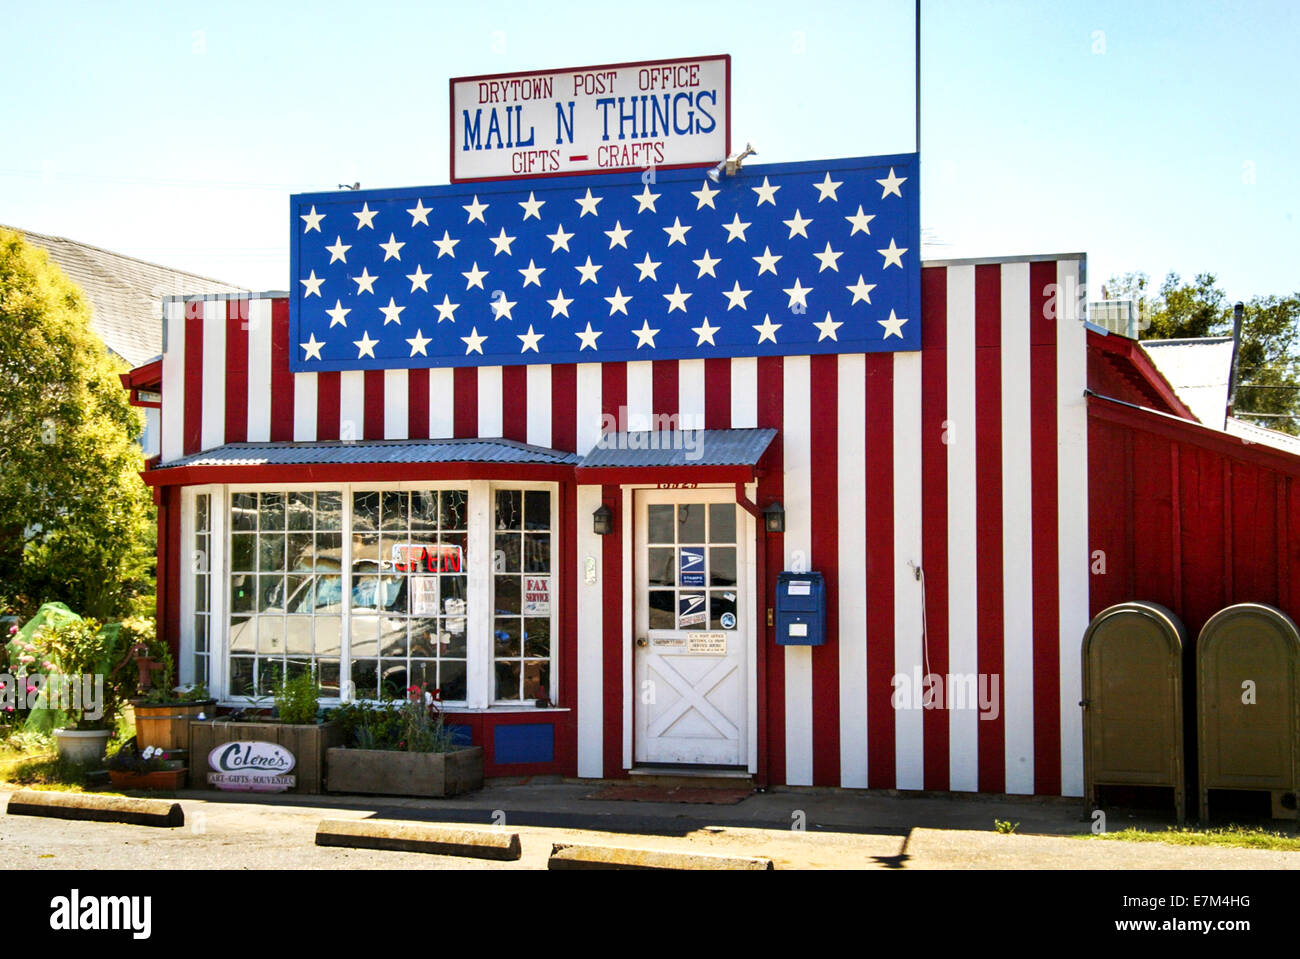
[326,746,483,797]
[132,700,215,752]
[189,719,343,794]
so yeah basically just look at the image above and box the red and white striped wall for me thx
[158,253,1090,796]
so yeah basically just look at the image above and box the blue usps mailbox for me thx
[775,571,826,646]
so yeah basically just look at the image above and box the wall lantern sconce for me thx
[593,503,613,536]
[763,501,786,534]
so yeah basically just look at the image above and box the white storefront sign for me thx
[208,741,297,792]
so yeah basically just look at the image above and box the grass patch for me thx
[2,754,95,790]
[1090,824,1300,852]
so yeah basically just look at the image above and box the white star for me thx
[406,264,431,292]
[353,330,379,358]
[575,256,602,285]
[406,328,432,356]
[300,333,325,361]
[722,214,751,243]
[846,275,877,305]
[517,324,544,353]
[489,293,517,320]
[814,312,843,342]
[490,227,517,256]
[663,284,692,313]
[353,203,377,229]
[325,236,351,263]
[547,288,574,318]
[813,172,843,202]
[575,322,602,351]
[300,205,324,233]
[518,259,546,287]
[379,297,405,325]
[379,233,405,261]
[752,314,782,344]
[693,249,721,279]
[752,246,781,276]
[518,191,545,220]
[433,230,459,258]
[604,220,632,249]
[300,270,324,298]
[461,262,488,290]
[434,294,459,322]
[407,199,432,226]
[783,209,813,239]
[575,188,602,217]
[813,242,844,273]
[692,317,721,346]
[632,319,660,349]
[663,216,692,246]
[351,268,377,295]
[845,205,876,236]
[878,238,908,269]
[325,300,350,327]
[722,281,752,311]
[463,195,489,223]
[604,286,632,316]
[461,326,487,354]
[876,167,907,199]
[751,176,781,206]
[634,252,661,282]
[783,278,813,310]
[547,223,574,252]
[879,309,909,339]
[634,184,661,213]
[691,180,720,210]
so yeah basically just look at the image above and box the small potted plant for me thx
[107,738,186,790]
[27,615,128,764]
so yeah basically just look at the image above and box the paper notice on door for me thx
[653,637,687,648]
[523,576,551,615]
[688,632,727,655]
[411,576,439,616]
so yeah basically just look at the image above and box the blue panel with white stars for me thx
[288,153,919,371]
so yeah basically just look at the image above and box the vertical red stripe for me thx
[407,368,429,439]
[602,363,627,425]
[453,367,478,438]
[704,358,731,429]
[864,353,896,789]
[1029,260,1061,795]
[550,364,577,452]
[316,371,340,441]
[182,300,203,455]
[224,299,248,444]
[501,365,528,441]
[601,484,625,778]
[652,360,679,421]
[974,264,1006,794]
[809,355,840,786]
[268,298,294,442]
[756,356,784,786]
[363,370,385,439]
[920,266,951,791]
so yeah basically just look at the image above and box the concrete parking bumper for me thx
[3,789,184,828]
[547,841,774,870]
[315,817,522,860]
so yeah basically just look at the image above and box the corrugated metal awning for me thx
[156,438,578,469]
[575,428,777,483]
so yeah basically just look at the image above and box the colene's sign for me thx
[208,741,297,792]
[450,55,730,182]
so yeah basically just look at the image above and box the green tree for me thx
[0,229,155,618]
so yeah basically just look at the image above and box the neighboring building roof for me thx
[4,225,244,367]
[156,438,579,469]
[1225,417,1300,455]
[579,428,778,469]
[1140,337,1233,428]
[1087,329,1199,421]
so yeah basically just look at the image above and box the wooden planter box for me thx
[109,766,187,791]
[325,746,484,798]
[132,700,215,752]
[189,720,343,794]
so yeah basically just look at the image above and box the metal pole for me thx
[1225,301,1245,428]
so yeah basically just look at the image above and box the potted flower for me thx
[26,614,128,764]
[107,738,187,790]
[324,685,483,798]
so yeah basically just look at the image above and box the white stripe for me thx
[945,265,980,792]
[575,363,603,455]
[527,364,552,447]
[1056,257,1089,797]
[893,351,925,790]
[160,300,185,462]
[678,358,705,429]
[625,360,653,431]
[621,486,634,771]
[782,356,813,786]
[730,357,758,428]
[837,354,869,788]
[293,373,318,442]
[384,369,408,439]
[429,368,454,438]
[576,484,605,777]
[339,371,365,442]
[477,365,502,437]
[200,300,227,452]
[245,299,272,442]
[1000,261,1035,794]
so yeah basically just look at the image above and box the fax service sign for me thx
[451,55,730,182]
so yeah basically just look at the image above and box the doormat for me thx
[585,785,754,805]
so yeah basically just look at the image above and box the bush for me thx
[274,670,320,725]
[326,688,459,753]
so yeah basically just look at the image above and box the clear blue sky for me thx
[2,0,1296,302]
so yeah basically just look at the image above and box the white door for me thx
[634,489,748,766]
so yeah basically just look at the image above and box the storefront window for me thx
[493,489,552,702]
[192,493,211,687]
